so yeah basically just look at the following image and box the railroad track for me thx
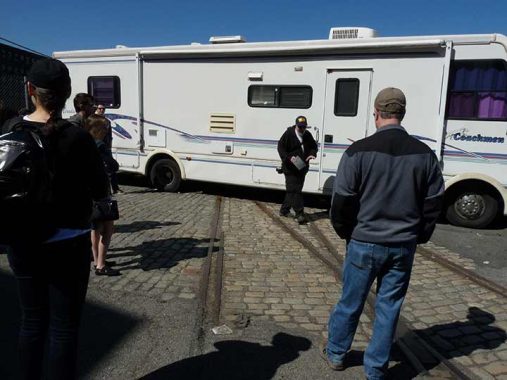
[189,196,499,378]
[255,201,474,380]
[190,195,225,357]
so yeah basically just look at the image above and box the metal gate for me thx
[0,43,43,126]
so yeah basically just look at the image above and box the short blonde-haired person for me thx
[86,114,120,276]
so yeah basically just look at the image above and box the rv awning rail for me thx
[138,39,447,59]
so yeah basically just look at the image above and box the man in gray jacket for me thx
[321,87,444,380]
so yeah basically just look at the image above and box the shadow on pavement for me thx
[114,220,181,234]
[436,214,507,230]
[139,332,311,380]
[0,269,141,379]
[109,237,210,271]
[78,300,141,378]
[390,307,506,377]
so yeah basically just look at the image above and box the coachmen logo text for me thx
[451,133,505,144]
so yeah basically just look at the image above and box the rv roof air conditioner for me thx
[328,27,377,40]
[209,36,246,44]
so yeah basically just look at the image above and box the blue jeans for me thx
[327,239,416,380]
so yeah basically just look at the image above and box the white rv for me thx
[54,27,507,228]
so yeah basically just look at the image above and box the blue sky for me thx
[2,0,507,55]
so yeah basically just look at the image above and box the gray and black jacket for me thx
[330,125,444,244]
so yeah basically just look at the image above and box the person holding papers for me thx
[277,116,318,224]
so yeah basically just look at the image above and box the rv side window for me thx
[87,76,121,108]
[447,60,507,121]
[335,79,359,116]
[248,85,312,109]
[249,86,278,107]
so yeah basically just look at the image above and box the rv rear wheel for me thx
[445,186,499,229]
[150,159,181,192]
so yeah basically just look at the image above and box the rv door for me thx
[319,69,373,191]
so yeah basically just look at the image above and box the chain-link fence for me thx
[0,43,43,126]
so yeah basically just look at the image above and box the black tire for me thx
[149,158,181,192]
[445,186,499,229]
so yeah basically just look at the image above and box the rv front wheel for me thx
[150,159,181,192]
[445,187,498,229]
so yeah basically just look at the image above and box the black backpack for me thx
[0,118,61,244]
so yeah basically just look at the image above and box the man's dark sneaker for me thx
[295,213,308,224]
[279,210,290,217]
[95,266,121,276]
[319,341,345,371]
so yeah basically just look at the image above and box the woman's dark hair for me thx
[26,58,72,135]
[36,84,71,135]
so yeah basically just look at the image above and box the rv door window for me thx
[447,60,507,120]
[87,76,121,108]
[334,79,359,116]
[248,85,312,109]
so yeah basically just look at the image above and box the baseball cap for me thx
[374,87,406,113]
[27,58,71,93]
[295,116,308,128]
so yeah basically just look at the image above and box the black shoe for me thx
[295,214,308,224]
[93,260,116,270]
[95,266,121,276]
[279,210,290,217]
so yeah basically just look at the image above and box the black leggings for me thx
[8,234,91,380]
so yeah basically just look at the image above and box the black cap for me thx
[27,58,71,92]
[295,116,308,127]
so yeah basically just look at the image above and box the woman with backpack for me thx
[2,59,109,379]
[85,114,121,276]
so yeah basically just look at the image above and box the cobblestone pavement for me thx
[90,190,216,302]
[1,186,506,379]
[221,198,371,346]
[303,204,507,379]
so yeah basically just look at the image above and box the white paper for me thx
[292,156,306,170]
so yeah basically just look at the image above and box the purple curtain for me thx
[449,61,507,119]
[478,92,507,119]
[448,93,475,118]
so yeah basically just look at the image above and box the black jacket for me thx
[330,125,444,244]
[277,126,318,175]
[3,117,109,230]
[96,140,119,177]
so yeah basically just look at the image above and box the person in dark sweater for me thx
[321,88,444,380]
[277,116,318,224]
[4,59,109,379]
